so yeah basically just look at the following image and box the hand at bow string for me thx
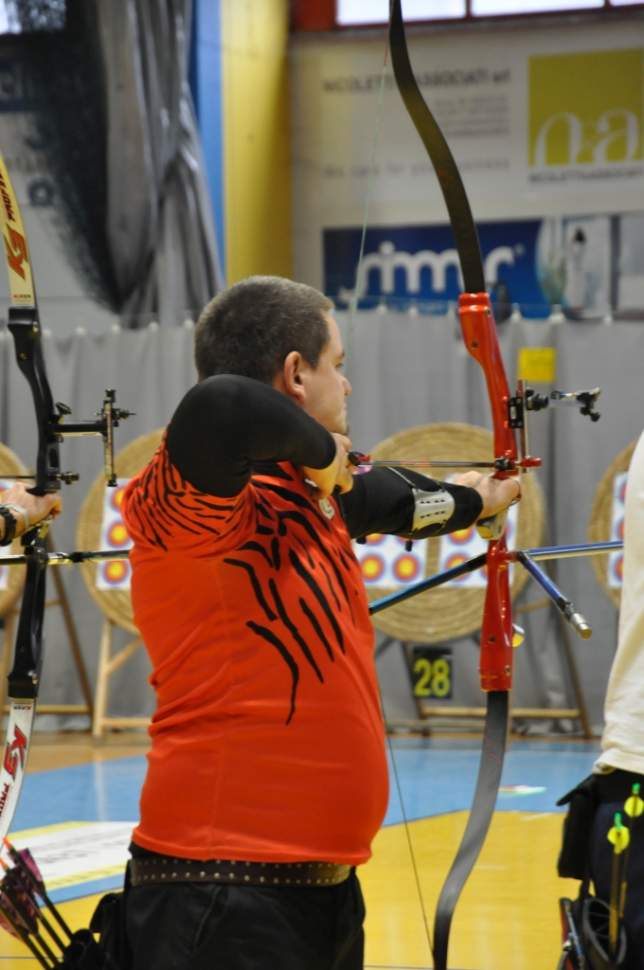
[303,433,355,498]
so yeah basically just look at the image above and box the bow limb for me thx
[0,155,59,837]
[388,4,519,968]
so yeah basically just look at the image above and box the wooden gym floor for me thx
[0,730,594,969]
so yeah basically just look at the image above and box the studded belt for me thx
[129,857,352,888]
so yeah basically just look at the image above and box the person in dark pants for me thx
[559,432,644,969]
[588,431,644,968]
[588,772,644,970]
[121,276,520,970]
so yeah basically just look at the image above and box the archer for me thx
[119,274,519,970]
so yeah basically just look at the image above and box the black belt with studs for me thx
[129,857,352,888]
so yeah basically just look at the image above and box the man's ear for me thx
[277,350,306,406]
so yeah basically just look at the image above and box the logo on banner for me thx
[529,50,643,167]
[324,221,547,314]
[336,241,515,305]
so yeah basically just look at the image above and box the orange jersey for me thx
[122,444,388,864]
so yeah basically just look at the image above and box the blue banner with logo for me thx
[324,220,552,318]
[325,213,644,321]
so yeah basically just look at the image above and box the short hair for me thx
[194,276,333,383]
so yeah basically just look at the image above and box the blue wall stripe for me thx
[189,0,226,280]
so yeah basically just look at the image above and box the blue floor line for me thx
[13,740,601,833]
[50,874,124,905]
[383,739,598,825]
[14,755,146,830]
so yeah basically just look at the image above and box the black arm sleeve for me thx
[338,467,483,540]
[166,375,336,496]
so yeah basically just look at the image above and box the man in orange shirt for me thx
[122,275,519,970]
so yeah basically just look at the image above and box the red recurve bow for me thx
[387,4,541,967]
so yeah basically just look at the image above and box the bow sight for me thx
[0,387,132,488]
[523,386,602,422]
[44,389,133,488]
[508,380,601,473]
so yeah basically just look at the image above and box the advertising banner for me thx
[292,17,644,318]
[324,211,644,318]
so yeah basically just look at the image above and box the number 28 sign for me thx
[411,646,453,700]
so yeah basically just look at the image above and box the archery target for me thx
[77,430,163,634]
[359,423,544,644]
[95,479,132,591]
[356,491,519,591]
[357,533,427,588]
[588,440,635,608]
[435,484,518,588]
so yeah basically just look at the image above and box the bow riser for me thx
[459,293,516,691]
[480,539,513,691]
[7,559,45,700]
[8,308,61,496]
[458,293,516,465]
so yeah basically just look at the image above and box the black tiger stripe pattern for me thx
[130,450,362,725]
[223,492,353,720]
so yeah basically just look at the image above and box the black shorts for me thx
[125,867,366,970]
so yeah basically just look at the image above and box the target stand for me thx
[77,430,162,737]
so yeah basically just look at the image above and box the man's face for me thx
[300,312,352,434]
